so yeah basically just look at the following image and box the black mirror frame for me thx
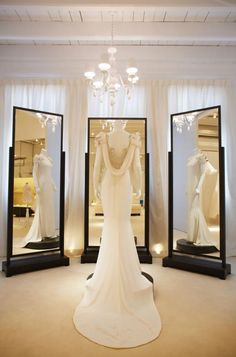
[81,117,152,264]
[2,106,69,277]
[163,105,231,279]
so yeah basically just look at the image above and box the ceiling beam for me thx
[0,1,234,7]
[0,21,236,42]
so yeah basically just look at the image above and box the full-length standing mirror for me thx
[163,106,231,279]
[2,107,69,277]
[81,118,152,263]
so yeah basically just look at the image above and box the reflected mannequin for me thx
[22,182,33,226]
[187,149,217,246]
[74,120,161,348]
[2,106,69,277]
[163,106,231,279]
[24,148,57,245]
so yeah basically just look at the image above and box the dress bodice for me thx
[96,131,141,174]
[33,154,53,186]
[187,153,217,196]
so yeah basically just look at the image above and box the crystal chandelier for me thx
[99,119,127,131]
[84,15,139,107]
[36,113,61,133]
[173,113,197,133]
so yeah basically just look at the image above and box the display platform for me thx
[2,253,69,277]
[25,237,60,250]
[163,254,231,279]
[176,238,218,255]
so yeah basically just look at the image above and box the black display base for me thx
[2,253,70,277]
[162,254,231,280]
[25,237,60,250]
[87,271,153,283]
[81,247,152,264]
[176,239,218,255]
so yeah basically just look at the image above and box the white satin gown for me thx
[24,152,56,244]
[187,152,217,246]
[73,132,161,348]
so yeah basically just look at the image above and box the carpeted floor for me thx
[0,257,236,357]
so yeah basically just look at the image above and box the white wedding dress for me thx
[73,131,161,348]
[24,150,56,244]
[187,151,217,246]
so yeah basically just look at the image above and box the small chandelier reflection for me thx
[173,113,197,133]
[99,119,127,131]
[84,15,139,107]
[36,113,61,133]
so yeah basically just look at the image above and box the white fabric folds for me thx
[73,131,161,348]
[24,151,57,244]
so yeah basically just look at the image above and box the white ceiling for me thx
[0,3,236,46]
[0,1,236,79]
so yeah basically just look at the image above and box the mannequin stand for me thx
[177,238,218,255]
[25,236,59,250]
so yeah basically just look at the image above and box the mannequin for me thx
[24,148,57,245]
[22,182,33,206]
[187,148,217,246]
[73,120,161,348]
[22,182,33,226]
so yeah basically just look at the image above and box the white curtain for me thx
[0,80,87,257]
[0,79,235,258]
[63,81,88,252]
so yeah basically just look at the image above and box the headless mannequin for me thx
[187,149,217,245]
[22,182,33,206]
[24,147,57,244]
[22,182,33,226]
[33,149,56,193]
[74,120,161,348]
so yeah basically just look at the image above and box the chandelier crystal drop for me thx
[84,15,139,107]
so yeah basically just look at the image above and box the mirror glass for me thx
[172,107,220,257]
[88,119,146,247]
[12,108,62,256]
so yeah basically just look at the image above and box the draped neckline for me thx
[96,132,139,176]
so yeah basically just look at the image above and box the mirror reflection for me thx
[88,119,146,247]
[172,108,220,257]
[13,108,62,255]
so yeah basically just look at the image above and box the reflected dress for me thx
[24,151,56,244]
[187,152,217,246]
[73,132,161,348]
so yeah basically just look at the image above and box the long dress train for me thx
[73,132,161,348]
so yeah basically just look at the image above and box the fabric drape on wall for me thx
[88,86,147,118]
[0,79,235,258]
[224,81,236,257]
[146,81,170,256]
[63,81,88,253]
[0,80,87,257]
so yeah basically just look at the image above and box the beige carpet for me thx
[0,257,236,357]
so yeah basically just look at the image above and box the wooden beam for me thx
[0,21,236,42]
